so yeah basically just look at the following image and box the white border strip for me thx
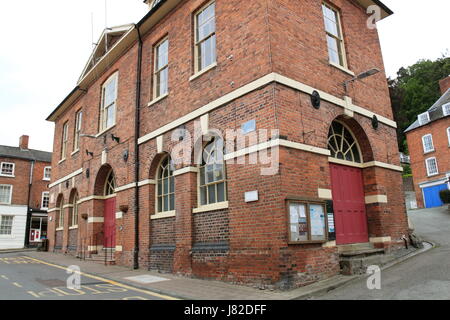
[138,179,156,187]
[115,182,137,193]
[173,167,199,176]
[49,168,83,188]
[138,73,397,145]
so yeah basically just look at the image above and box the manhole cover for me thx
[124,275,169,284]
[35,279,67,288]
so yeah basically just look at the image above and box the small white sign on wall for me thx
[245,191,259,203]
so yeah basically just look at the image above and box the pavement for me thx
[0,207,442,300]
[313,206,450,300]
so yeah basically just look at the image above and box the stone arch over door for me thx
[93,164,117,249]
[327,118,372,245]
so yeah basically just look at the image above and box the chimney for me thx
[19,135,29,150]
[439,75,450,95]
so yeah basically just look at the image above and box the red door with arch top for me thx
[104,198,116,248]
[330,163,369,245]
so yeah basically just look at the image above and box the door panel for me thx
[330,164,369,245]
[423,184,447,208]
[104,198,116,248]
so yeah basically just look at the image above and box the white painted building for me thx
[0,205,27,249]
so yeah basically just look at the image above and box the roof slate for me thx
[405,88,450,133]
[0,145,52,163]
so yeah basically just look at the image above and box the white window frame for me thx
[322,3,348,68]
[153,38,169,99]
[41,192,50,210]
[73,110,83,152]
[100,72,119,132]
[442,103,450,116]
[425,157,439,177]
[61,122,69,161]
[0,185,13,205]
[194,1,217,73]
[0,162,15,177]
[43,167,51,181]
[422,134,435,153]
[0,215,14,236]
[418,112,430,125]
[447,127,450,147]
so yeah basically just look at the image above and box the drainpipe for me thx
[24,160,35,247]
[133,24,143,270]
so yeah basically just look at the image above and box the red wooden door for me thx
[330,164,368,245]
[104,198,116,248]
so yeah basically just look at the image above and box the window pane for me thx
[158,197,162,212]
[200,167,205,186]
[169,194,175,211]
[200,186,207,205]
[104,78,117,106]
[170,176,175,193]
[163,195,169,211]
[200,35,216,69]
[217,182,225,202]
[106,104,115,128]
[159,68,168,96]
[0,186,11,203]
[208,184,216,204]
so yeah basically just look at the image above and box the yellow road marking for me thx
[23,256,179,300]
[1,275,8,280]
[27,291,40,298]
[12,282,23,288]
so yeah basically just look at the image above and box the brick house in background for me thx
[0,136,52,249]
[405,76,450,209]
[46,0,408,289]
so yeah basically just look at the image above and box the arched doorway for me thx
[103,169,116,249]
[328,120,369,245]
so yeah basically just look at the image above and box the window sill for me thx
[329,61,355,76]
[58,159,66,165]
[96,125,116,138]
[0,202,12,205]
[43,178,51,182]
[0,174,15,178]
[56,227,64,231]
[71,149,80,156]
[427,173,440,177]
[151,211,176,220]
[69,225,78,230]
[148,93,169,107]
[40,208,49,211]
[193,201,229,214]
[423,150,435,155]
[189,62,218,82]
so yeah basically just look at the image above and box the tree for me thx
[388,55,450,152]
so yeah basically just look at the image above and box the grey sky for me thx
[0,0,448,152]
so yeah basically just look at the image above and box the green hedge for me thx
[439,189,450,204]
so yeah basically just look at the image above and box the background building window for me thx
[442,103,450,116]
[61,122,69,160]
[44,167,51,181]
[157,156,175,213]
[322,3,346,67]
[418,112,430,125]
[100,73,118,131]
[0,162,15,176]
[195,2,216,72]
[425,157,439,176]
[41,192,50,209]
[199,138,227,206]
[0,216,14,235]
[422,134,435,153]
[154,38,169,98]
[73,111,83,151]
[0,185,12,204]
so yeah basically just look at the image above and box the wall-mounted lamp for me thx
[86,149,94,158]
[343,68,380,94]
[111,134,120,143]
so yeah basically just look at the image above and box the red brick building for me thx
[0,136,52,249]
[46,0,408,289]
[405,76,450,209]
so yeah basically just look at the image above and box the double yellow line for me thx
[24,256,180,300]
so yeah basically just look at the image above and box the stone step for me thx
[339,248,385,258]
[337,242,374,253]
[339,253,393,275]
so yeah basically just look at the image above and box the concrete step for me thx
[339,248,385,258]
[337,242,374,253]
